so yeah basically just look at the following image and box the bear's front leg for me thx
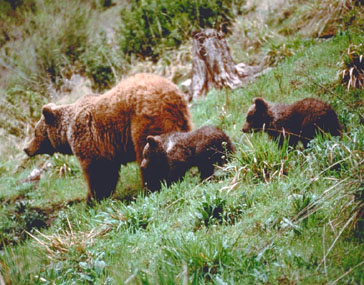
[198,163,215,180]
[80,158,121,202]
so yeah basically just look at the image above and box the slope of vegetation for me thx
[0,0,363,283]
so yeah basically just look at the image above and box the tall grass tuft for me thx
[235,133,292,184]
[338,43,364,89]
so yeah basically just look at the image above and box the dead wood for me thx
[189,29,263,101]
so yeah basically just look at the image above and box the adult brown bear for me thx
[242,97,342,147]
[24,73,193,201]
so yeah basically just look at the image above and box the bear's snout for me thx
[241,123,250,133]
[23,146,33,157]
[23,141,39,157]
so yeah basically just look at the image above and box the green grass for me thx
[0,0,364,284]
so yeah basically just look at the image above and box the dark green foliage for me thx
[80,41,124,91]
[291,192,315,229]
[194,191,244,227]
[120,0,244,60]
[0,198,48,248]
[124,203,153,232]
[15,200,48,232]
[29,4,89,88]
[196,194,226,227]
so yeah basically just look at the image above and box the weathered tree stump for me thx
[189,29,262,101]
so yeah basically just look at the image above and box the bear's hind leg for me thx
[81,159,121,202]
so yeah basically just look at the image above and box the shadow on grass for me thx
[0,196,84,249]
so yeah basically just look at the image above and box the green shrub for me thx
[80,38,127,91]
[120,0,244,60]
[27,1,91,88]
[194,190,244,227]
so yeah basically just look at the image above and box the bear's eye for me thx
[247,115,253,123]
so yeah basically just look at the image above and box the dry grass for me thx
[298,0,357,37]
[128,43,193,86]
[26,217,113,261]
[338,44,364,89]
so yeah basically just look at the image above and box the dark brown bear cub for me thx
[141,125,235,191]
[242,97,342,147]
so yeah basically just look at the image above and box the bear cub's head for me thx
[140,135,170,191]
[24,103,61,157]
[242,97,273,133]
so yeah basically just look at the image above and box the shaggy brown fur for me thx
[24,73,193,201]
[242,97,342,147]
[140,125,235,191]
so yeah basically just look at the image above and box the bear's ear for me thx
[42,103,58,125]
[253,97,268,111]
[147,135,162,148]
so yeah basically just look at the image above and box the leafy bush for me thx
[120,0,244,60]
[194,191,244,227]
[195,193,226,227]
[27,1,91,88]
[124,201,154,232]
[0,199,48,248]
[80,38,127,91]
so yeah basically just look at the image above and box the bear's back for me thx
[280,98,341,144]
[100,73,192,129]
[292,98,332,116]
[102,74,185,106]
[164,126,234,158]
[291,98,339,129]
[274,98,333,127]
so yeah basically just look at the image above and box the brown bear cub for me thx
[24,73,193,202]
[242,97,342,147]
[140,125,235,191]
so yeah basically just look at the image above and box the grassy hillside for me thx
[0,0,363,284]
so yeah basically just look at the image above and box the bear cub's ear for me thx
[42,103,58,125]
[253,97,268,111]
[147,135,162,148]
